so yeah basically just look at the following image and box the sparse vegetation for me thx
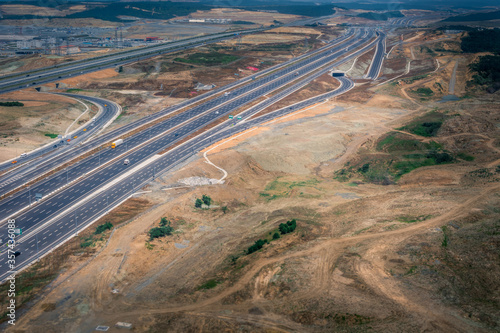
[457,152,475,161]
[402,74,428,84]
[174,52,240,66]
[44,133,59,139]
[336,126,459,184]
[197,279,219,290]
[441,226,449,247]
[397,111,448,137]
[412,87,434,97]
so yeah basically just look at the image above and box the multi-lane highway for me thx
[0,95,119,175]
[0,28,371,222]
[0,29,359,199]
[0,27,386,282]
[0,28,264,95]
[0,28,358,175]
[365,31,387,80]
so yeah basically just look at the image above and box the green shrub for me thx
[160,217,170,226]
[247,239,268,254]
[149,226,173,240]
[414,87,434,96]
[272,232,280,240]
[279,219,297,235]
[95,222,113,234]
[0,101,23,107]
[195,198,203,208]
[202,194,212,206]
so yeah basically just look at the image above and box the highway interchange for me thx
[0,25,389,282]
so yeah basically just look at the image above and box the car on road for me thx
[74,136,78,139]
[11,160,17,164]
[124,159,130,165]
[14,251,21,257]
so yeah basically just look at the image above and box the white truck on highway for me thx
[111,139,123,149]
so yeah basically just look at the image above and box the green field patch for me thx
[260,178,320,201]
[397,111,450,137]
[457,152,475,161]
[197,279,220,290]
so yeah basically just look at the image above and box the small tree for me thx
[160,217,170,226]
[222,206,228,214]
[272,232,280,240]
[287,219,297,232]
[202,194,212,206]
[195,198,203,208]
[247,239,268,254]
[279,223,289,235]
[149,225,173,240]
